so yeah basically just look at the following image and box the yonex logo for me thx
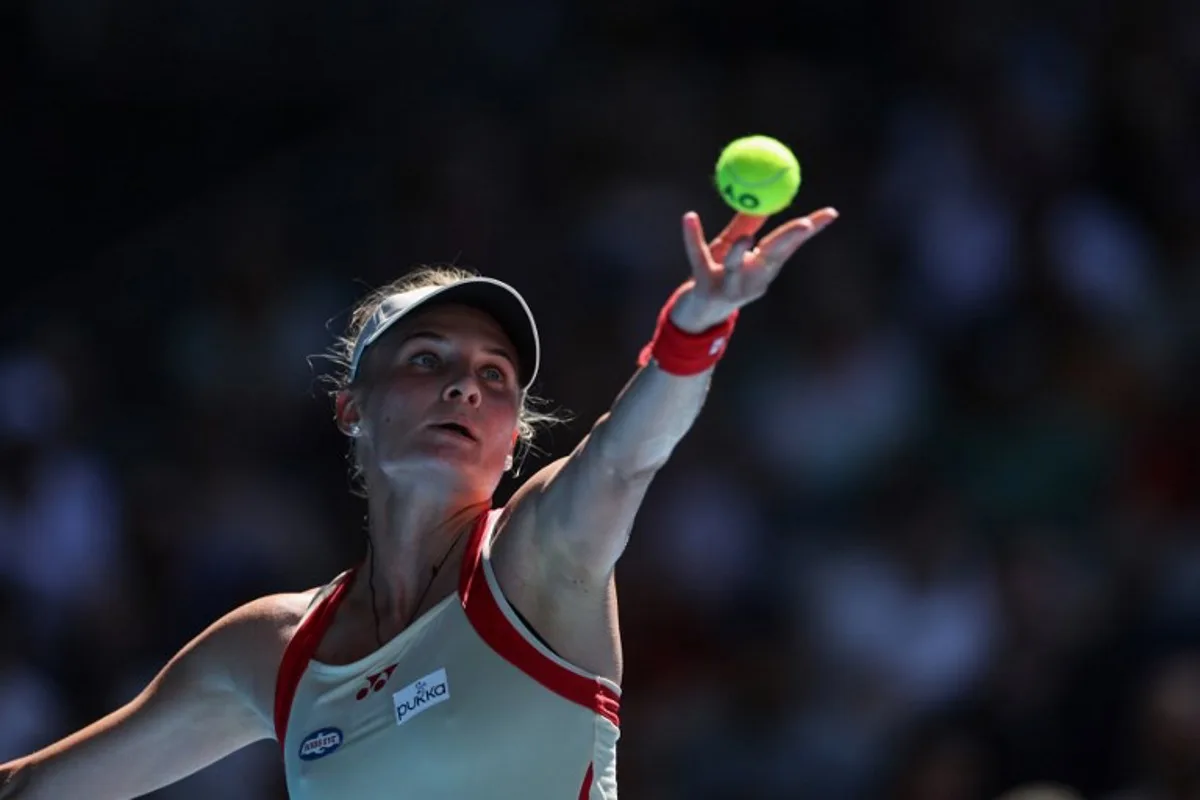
[298,727,343,761]
[356,663,398,700]
[393,668,450,726]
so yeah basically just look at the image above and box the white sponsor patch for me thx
[392,668,450,726]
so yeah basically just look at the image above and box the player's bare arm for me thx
[491,207,838,678]
[0,592,313,800]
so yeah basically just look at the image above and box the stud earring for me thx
[348,423,362,438]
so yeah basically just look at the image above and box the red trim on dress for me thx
[273,572,356,751]
[459,513,621,728]
[458,511,494,594]
[578,763,595,800]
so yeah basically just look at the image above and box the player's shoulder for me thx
[217,579,341,649]
[204,572,354,665]
[224,591,318,636]
[237,587,324,625]
[198,580,341,718]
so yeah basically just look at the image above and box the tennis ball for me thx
[714,135,802,216]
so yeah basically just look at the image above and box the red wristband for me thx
[637,284,738,375]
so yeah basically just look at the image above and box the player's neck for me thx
[358,478,488,623]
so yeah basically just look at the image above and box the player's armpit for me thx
[495,356,712,588]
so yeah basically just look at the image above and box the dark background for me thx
[2,1,1199,798]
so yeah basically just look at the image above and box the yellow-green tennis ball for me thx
[714,135,802,216]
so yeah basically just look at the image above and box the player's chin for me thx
[379,445,494,481]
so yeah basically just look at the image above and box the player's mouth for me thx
[429,421,478,442]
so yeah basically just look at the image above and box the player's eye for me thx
[409,352,441,369]
[481,365,506,383]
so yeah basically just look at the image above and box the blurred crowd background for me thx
[2,1,1199,798]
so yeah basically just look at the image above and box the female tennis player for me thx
[0,205,836,799]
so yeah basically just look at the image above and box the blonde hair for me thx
[326,265,569,473]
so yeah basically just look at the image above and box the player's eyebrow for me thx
[400,331,516,370]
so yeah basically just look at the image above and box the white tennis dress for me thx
[275,510,621,799]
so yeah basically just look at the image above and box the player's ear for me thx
[504,428,520,473]
[335,391,362,437]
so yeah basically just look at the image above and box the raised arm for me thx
[495,207,838,584]
[0,592,307,800]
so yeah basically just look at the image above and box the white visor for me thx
[347,278,540,390]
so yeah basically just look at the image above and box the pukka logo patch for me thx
[393,668,450,726]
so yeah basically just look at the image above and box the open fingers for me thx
[755,207,839,268]
[721,237,755,295]
[681,212,716,284]
[709,213,768,263]
[724,237,753,273]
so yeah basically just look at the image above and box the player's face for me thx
[350,304,521,495]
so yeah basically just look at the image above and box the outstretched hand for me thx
[669,207,839,333]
